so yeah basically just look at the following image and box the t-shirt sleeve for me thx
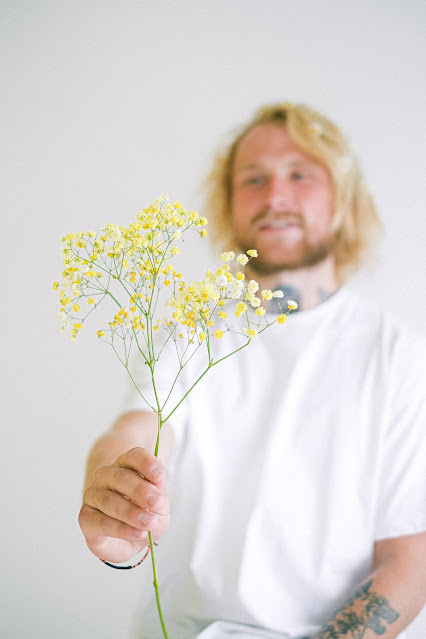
[375,326,426,540]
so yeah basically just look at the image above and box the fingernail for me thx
[134,529,148,540]
[147,493,163,508]
[151,464,165,479]
[139,511,153,526]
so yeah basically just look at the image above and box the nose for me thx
[266,175,293,212]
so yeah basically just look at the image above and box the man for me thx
[79,103,426,639]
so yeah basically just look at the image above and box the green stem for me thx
[163,339,251,424]
[149,531,169,639]
[149,411,169,638]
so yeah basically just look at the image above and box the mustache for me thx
[251,210,304,226]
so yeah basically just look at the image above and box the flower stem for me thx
[149,411,169,638]
[149,531,169,639]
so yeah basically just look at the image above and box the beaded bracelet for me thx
[100,544,151,570]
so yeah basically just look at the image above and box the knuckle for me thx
[101,490,115,512]
[125,446,144,464]
[82,486,96,504]
[114,467,130,485]
[93,465,108,484]
[78,504,91,530]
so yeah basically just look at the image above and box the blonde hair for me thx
[203,102,382,282]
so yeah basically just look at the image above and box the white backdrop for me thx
[1,2,425,638]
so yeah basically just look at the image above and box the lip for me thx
[257,219,302,233]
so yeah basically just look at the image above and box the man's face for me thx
[231,123,336,274]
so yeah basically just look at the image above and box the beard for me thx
[235,212,337,275]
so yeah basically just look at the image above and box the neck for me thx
[245,257,340,313]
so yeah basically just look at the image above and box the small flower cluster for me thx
[164,249,296,345]
[53,196,207,341]
[54,197,297,350]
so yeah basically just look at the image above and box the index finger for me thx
[116,447,167,488]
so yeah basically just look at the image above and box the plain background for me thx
[1,1,425,638]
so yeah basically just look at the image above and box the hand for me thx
[79,447,170,564]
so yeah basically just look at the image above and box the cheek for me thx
[231,192,256,228]
[304,186,334,224]
[233,189,263,215]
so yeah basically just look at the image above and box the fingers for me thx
[83,484,170,533]
[79,447,171,557]
[79,502,149,546]
[117,447,167,489]
[93,466,168,514]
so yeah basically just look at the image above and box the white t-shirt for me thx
[123,287,426,639]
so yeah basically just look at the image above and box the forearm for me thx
[83,410,169,491]
[314,559,426,639]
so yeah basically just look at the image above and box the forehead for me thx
[233,123,317,170]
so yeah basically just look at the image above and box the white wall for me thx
[1,1,424,638]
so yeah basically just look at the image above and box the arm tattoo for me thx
[316,580,400,639]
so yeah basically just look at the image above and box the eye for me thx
[245,175,267,186]
[291,171,307,181]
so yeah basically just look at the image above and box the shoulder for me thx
[338,287,426,360]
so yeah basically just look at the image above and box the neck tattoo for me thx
[267,286,336,314]
[268,285,301,315]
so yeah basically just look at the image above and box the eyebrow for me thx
[235,160,320,173]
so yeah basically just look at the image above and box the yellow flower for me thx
[247,280,259,294]
[277,314,287,324]
[218,311,227,320]
[235,302,247,317]
[246,328,258,338]
[199,331,206,341]
[97,330,104,338]
[236,271,245,281]
[206,320,214,327]
[236,254,249,266]
[170,247,181,256]
[288,300,298,310]
[74,322,83,330]
[87,297,95,305]
[261,289,273,301]
[256,307,266,316]
[246,294,261,308]
[52,281,59,290]
[200,229,207,238]
[214,330,223,339]
[247,249,258,257]
[220,251,235,262]
[73,304,80,312]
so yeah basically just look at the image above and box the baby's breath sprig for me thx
[54,195,296,639]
